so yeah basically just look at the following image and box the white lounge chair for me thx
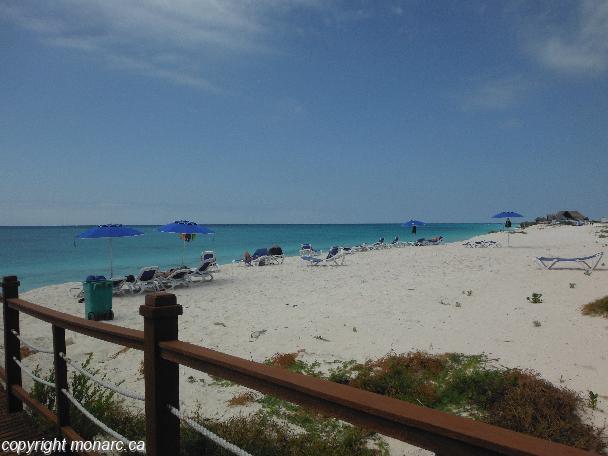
[190,251,219,282]
[463,240,502,248]
[537,252,603,271]
[301,246,346,266]
[158,268,192,289]
[267,245,285,264]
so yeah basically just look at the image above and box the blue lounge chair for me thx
[133,266,161,293]
[300,243,320,256]
[251,248,269,266]
[537,252,603,271]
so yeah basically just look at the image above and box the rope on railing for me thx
[59,352,145,402]
[61,388,144,453]
[168,405,252,456]
[12,356,55,388]
[11,330,54,354]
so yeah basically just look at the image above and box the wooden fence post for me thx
[2,275,23,412]
[139,292,182,456]
[52,325,71,443]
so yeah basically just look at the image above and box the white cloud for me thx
[0,0,338,91]
[530,0,608,74]
[460,75,529,110]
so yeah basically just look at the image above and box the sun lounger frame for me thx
[537,252,603,270]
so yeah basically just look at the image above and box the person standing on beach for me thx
[505,218,512,228]
[412,224,417,235]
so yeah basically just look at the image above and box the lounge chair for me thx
[537,252,603,271]
[158,268,192,289]
[190,251,219,281]
[352,243,369,252]
[248,248,268,266]
[267,245,285,264]
[133,266,161,293]
[416,236,443,246]
[371,237,386,249]
[300,243,321,256]
[301,246,346,266]
[463,240,502,248]
[111,277,130,295]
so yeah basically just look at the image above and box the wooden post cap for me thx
[140,293,183,318]
[2,276,20,286]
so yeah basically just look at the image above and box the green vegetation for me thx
[28,352,605,455]
[31,354,145,442]
[527,293,543,303]
[268,352,605,453]
[582,296,608,318]
[29,355,383,455]
[181,410,386,456]
[588,391,599,410]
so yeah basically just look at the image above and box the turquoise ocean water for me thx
[0,224,502,291]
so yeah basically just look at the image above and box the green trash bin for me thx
[83,276,114,321]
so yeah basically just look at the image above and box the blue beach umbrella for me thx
[76,224,144,278]
[492,211,523,219]
[157,220,215,265]
[401,219,426,227]
[492,211,523,246]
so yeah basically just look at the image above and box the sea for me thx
[0,223,503,292]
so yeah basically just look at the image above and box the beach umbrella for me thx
[157,220,215,265]
[401,219,426,227]
[492,211,523,246]
[75,224,144,278]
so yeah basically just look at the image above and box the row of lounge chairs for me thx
[71,251,219,298]
[116,251,219,294]
[350,235,444,251]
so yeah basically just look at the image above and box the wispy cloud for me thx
[527,0,608,74]
[0,0,349,91]
[460,75,530,111]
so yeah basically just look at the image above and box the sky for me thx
[1,0,607,225]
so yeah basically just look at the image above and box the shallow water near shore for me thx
[0,223,502,291]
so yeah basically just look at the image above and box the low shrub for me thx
[582,296,608,318]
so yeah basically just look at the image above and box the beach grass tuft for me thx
[527,293,543,303]
[265,352,321,376]
[581,296,608,318]
[227,391,257,407]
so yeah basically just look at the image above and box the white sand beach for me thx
[2,224,607,453]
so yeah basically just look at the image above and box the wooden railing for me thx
[1,276,597,456]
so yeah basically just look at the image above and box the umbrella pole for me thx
[182,237,185,266]
[109,238,113,278]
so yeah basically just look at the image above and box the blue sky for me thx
[1,0,607,225]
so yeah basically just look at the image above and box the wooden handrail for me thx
[6,298,144,350]
[159,339,591,456]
